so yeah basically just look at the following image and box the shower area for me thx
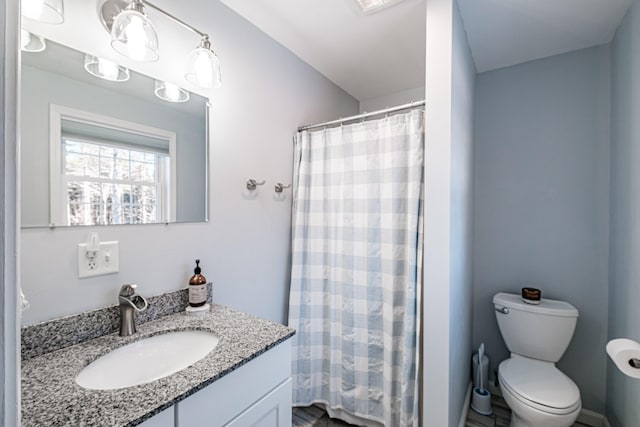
[288,102,425,427]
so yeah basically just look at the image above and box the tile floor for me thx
[293,405,352,427]
[293,395,593,427]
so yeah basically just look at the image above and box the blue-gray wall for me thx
[608,0,640,425]
[473,45,611,412]
[449,1,476,424]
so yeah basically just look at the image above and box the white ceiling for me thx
[219,0,632,100]
[218,0,427,102]
[458,0,632,73]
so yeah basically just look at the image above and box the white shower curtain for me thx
[289,109,424,427]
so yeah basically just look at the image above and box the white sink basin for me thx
[75,330,219,390]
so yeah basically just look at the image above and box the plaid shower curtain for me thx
[289,109,424,427]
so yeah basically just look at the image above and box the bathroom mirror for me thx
[20,40,209,228]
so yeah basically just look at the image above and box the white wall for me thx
[359,86,425,113]
[473,46,611,412]
[423,0,475,425]
[608,1,640,425]
[20,0,358,325]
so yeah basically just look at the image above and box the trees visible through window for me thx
[62,139,169,226]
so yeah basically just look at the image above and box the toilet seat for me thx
[499,357,581,415]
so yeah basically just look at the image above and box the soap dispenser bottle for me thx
[189,259,207,307]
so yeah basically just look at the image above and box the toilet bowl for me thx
[493,293,581,427]
[498,356,581,427]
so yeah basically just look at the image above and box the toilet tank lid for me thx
[493,293,578,317]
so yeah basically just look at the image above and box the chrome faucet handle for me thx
[118,284,148,311]
[119,283,138,297]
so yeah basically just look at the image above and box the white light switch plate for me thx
[78,241,119,278]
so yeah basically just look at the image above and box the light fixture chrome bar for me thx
[298,100,425,132]
[142,0,207,38]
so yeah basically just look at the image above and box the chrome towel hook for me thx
[246,179,266,191]
[274,183,291,193]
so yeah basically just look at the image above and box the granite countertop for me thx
[21,304,295,427]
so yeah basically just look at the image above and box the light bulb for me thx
[125,14,147,61]
[194,50,213,88]
[163,82,181,102]
[97,58,120,81]
[22,0,44,20]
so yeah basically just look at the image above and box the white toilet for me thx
[493,292,581,427]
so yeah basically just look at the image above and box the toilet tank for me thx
[493,292,579,362]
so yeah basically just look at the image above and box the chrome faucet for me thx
[118,284,149,337]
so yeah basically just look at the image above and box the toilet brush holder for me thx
[471,387,493,416]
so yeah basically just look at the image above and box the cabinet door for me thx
[225,378,291,427]
[138,406,175,427]
[176,340,291,427]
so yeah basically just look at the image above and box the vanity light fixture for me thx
[354,0,406,14]
[21,29,47,53]
[22,0,64,24]
[154,80,190,103]
[101,0,222,89]
[110,0,159,62]
[84,55,130,82]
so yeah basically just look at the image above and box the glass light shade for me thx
[84,55,130,82]
[20,30,46,53]
[185,47,222,89]
[110,9,159,62]
[154,81,190,103]
[22,0,64,24]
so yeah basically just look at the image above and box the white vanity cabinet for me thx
[138,407,175,427]
[176,339,292,427]
[139,339,292,427]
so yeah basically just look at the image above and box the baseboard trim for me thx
[458,382,472,427]
[576,408,610,427]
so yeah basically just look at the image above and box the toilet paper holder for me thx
[629,358,640,369]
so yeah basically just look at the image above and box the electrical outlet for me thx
[78,241,120,278]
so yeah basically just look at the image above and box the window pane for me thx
[100,145,115,158]
[130,161,155,182]
[115,159,130,180]
[100,157,115,179]
[82,142,100,156]
[65,140,82,154]
[144,163,156,181]
[65,153,86,176]
[116,148,129,160]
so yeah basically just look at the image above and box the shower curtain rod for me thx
[297,99,425,132]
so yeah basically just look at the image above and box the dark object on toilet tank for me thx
[521,287,541,304]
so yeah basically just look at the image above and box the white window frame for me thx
[49,105,177,226]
